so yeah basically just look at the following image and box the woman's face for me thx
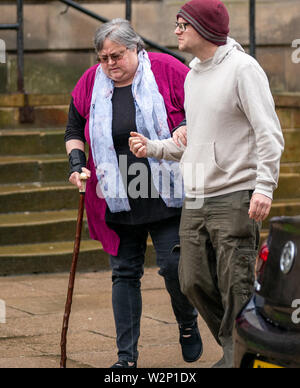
[98,39,139,87]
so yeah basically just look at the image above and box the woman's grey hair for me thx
[94,18,145,53]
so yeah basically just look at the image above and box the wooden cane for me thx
[60,172,88,369]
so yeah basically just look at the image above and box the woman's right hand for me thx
[69,167,91,190]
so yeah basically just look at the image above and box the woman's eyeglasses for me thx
[98,49,128,64]
[175,22,190,32]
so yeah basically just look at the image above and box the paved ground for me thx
[0,267,222,368]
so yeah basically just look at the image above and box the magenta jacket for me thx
[71,52,189,256]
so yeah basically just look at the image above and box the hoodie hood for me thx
[189,37,244,71]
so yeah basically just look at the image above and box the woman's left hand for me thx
[173,125,187,147]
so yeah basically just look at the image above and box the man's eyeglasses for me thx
[175,22,190,32]
[98,49,128,64]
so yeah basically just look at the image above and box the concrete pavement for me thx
[0,267,222,368]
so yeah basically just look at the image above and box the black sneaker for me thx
[179,322,203,363]
[111,360,137,368]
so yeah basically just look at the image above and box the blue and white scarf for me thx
[89,50,184,213]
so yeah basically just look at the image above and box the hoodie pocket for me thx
[180,142,229,194]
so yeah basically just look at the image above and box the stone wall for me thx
[0,0,299,93]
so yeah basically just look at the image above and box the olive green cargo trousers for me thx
[179,191,261,368]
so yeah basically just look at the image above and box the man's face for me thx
[174,17,203,54]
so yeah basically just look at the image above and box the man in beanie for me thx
[129,0,284,367]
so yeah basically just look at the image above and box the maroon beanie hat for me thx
[177,0,229,46]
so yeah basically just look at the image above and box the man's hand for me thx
[129,132,148,158]
[173,125,187,147]
[69,167,91,190]
[249,193,272,222]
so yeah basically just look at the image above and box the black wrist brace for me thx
[68,149,87,177]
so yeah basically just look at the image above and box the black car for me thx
[234,216,300,368]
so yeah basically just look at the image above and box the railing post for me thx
[125,0,132,22]
[17,0,34,123]
[249,0,256,58]
[17,0,24,93]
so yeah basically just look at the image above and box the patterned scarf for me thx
[89,50,184,213]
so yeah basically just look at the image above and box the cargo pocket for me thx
[179,198,198,240]
[230,192,255,238]
[233,248,257,296]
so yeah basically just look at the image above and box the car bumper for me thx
[234,296,300,368]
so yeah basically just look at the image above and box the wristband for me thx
[68,149,86,177]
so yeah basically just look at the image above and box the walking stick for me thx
[60,172,88,368]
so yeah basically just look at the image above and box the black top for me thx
[65,99,87,143]
[65,87,181,225]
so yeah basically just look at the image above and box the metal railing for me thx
[59,0,186,63]
[0,0,24,93]
[0,0,257,96]
[250,0,256,58]
[125,0,132,22]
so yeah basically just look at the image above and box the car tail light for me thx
[255,242,269,291]
[259,242,269,262]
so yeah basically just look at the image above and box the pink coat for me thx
[71,52,189,255]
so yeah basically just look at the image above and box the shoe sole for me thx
[183,346,204,363]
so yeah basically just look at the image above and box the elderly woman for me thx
[64,19,202,368]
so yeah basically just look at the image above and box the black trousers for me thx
[109,216,198,362]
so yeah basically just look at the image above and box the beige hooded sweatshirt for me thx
[147,38,284,199]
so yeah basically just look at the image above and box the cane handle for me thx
[79,172,88,194]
